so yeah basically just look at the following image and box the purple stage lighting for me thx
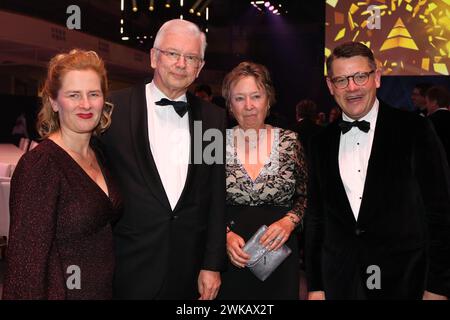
[251,1,283,16]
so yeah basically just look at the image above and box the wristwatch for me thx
[285,213,300,227]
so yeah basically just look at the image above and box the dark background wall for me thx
[0,0,449,142]
[0,95,40,143]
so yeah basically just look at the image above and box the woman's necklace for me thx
[235,126,268,151]
[67,148,95,170]
[51,133,96,171]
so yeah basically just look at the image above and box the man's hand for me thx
[198,270,221,300]
[308,291,326,300]
[423,290,448,300]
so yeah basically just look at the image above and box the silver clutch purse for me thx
[243,225,292,281]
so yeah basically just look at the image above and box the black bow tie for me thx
[155,98,189,117]
[338,119,370,134]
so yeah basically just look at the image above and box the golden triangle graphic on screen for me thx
[325,0,450,76]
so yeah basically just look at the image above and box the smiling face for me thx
[229,76,269,130]
[326,55,381,120]
[150,31,205,99]
[50,69,104,136]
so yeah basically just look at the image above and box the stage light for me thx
[251,1,283,16]
[132,0,138,12]
[122,36,129,40]
[197,0,211,17]
[121,0,124,11]
[149,0,154,11]
[165,0,171,9]
[190,0,203,14]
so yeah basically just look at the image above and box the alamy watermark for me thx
[367,5,381,30]
[366,264,381,290]
[66,265,81,290]
[165,121,280,165]
[165,121,279,171]
[66,5,81,30]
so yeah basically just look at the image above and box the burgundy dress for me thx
[3,139,122,300]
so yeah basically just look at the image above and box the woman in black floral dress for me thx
[218,62,307,299]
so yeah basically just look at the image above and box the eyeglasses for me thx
[330,70,375,89]
[153,48,203,67]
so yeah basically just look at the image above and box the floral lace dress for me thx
[218,127,307,300]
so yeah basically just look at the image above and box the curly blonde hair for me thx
[37,49,112,138]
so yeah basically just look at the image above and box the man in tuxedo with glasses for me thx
[305,41,450,300]
[101,19,227,299]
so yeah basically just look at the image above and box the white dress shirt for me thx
[146,82,190,210]
[338,99,379,221]
[428,107,450,116]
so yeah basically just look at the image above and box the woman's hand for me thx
[260,215,296,251]
[226,231,250,268]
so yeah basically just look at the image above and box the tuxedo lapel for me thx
[328,122,357,224]
[173,92,199,212]
[129,84,171,210]
[358,103,390,224]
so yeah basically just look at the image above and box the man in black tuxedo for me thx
[101,19,227,299]
[305,42,450,300]
[426,85,450,165]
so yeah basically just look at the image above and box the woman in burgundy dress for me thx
[3,49,122,299]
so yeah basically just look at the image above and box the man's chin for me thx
[342,108,366,120]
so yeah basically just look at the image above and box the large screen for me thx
[325,0,449,76]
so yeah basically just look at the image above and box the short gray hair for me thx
[153,19,207,59]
